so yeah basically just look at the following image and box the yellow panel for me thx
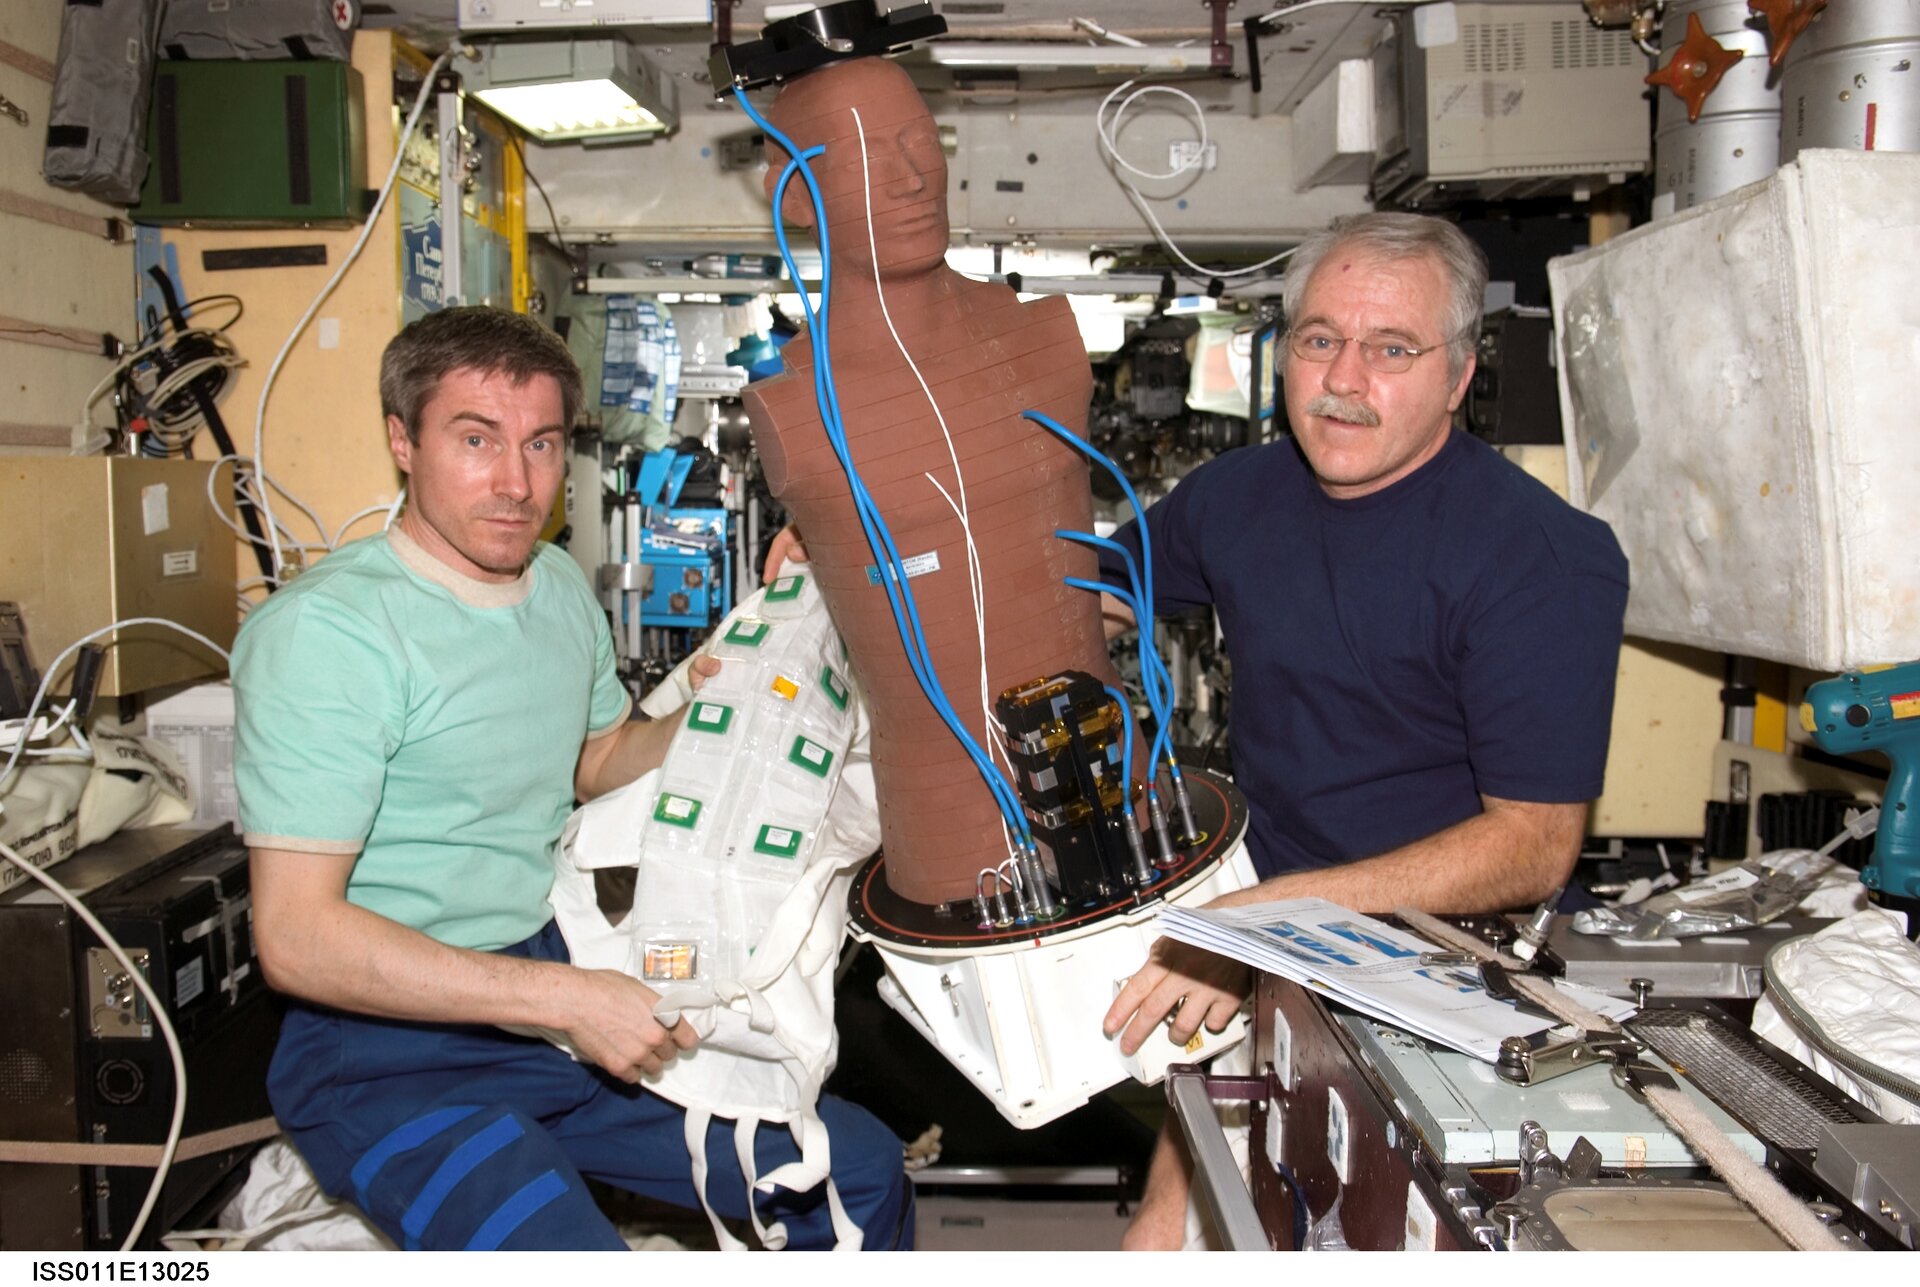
[159,32,405,589]
[1592,639,1726,837]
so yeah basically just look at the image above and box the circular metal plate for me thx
[848,767,1250,954]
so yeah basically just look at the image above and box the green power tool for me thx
[1801,661,1920,935]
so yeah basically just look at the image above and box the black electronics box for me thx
[0,825,278,1249]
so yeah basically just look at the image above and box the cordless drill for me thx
[1801,661,1920,934]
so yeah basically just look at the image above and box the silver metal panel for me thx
[1812,1123,1920,1249]
[1547,914,1827,999]
[1339,1014,1767,1168]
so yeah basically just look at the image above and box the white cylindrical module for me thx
[1780,0,1920,162]
[1653,0,1781,214]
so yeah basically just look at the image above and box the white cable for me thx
[1070,16,1148,47]
[384,486,408,529]
[0,839,187,1251]
[331,502,396,548]
[206,456,336,573]
[1097,82,1212,182]
[0,618,232,794]
[1095,78,1303,281]
[853,104,1018,868]
[251,51,455,582]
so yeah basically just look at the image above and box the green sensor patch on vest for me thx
[820,666,849,711]
[725,619,771,647]
[788,736,834,778]
[688,701,734,734]
[766,575,805,602]
[753,824,803,858]
[653,793,703,828]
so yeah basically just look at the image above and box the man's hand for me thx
[1104,936,1250,1057]
[559,969,700,1082]
[687,653,721,692]
[761,524,808,584]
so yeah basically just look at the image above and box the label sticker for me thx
[174,956,205,1007]
[820,666,848,711]
[643,941,698,981]
[771,675,799,702]
[141,484,169,535]
[161,550,198,578]
[689,701,733,733]
[1674,866,1758,902]
[865,551,941,585]
[766,574,804,602]
[725,619,771,647]
[788,737,833,778]
[754,824,802,858]
[1892,690,1920,720]
[653,793,702,828]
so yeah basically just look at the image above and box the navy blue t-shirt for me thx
[1103,430,1629,882]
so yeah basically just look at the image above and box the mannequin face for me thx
[763,59,951,279]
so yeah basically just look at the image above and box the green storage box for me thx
[132,60,368,226]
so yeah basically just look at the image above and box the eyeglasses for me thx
[1286,325,1455,375]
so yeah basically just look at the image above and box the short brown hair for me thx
[379,306,583,441]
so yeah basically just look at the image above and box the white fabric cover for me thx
[1751,908,1920,1123]
[1550,149,1920,670]
[545,572,881,1250]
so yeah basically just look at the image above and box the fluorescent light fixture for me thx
[466,38,678,142]
[457,0,711,33]
[922,43,1212,73]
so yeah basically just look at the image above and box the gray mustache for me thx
[1304,394,1381,427]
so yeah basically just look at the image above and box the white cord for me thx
[0,619,232,794]
[251,51,455,582]
[206,456,330,566]
[1097,82,1212,182]
[0,839,188,1251]
[853,105,1019,868]
[331,502,396,548]
[1095,78,1302,281]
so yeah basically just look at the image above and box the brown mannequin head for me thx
[761,57,950,279]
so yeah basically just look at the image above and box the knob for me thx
[1489,1202,1528,1244]
[1631,977,1654,1008]
[1748,0,1829,69]
[1645,13,1745,124]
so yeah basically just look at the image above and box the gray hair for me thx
[379,306,583,442]
[1280,213,1488,381]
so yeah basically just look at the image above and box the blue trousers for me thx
[266,921,913,1251]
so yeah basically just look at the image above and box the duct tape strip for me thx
[0,1116,281,1168]
[1395,907,1843,1252]
[0,186,125,241]
[0,312,118,357]
[0,421,72,448]
[0,38,56,83]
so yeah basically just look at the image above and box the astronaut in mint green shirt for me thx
[230,307,911,1251]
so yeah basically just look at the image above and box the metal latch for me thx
[1496,1029,1646,1087]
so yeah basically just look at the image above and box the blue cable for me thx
[1064,579,1172,777]
[1055,528,1176,732]
[734,88,1032,843]
[1032,409,1186,787]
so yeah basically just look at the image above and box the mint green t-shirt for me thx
[233,528,631,951]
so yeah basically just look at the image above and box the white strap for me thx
[684,1107,748,1252]
[734,1116,790,1250]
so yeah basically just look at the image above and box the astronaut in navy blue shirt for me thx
[1098,212,1629,1248]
